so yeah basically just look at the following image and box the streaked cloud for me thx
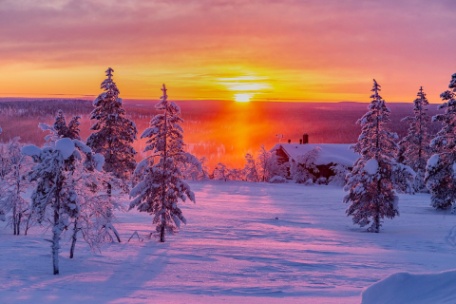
[0,0,455,101]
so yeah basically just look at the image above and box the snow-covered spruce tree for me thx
[86,68,137,242]
[53,109,69,138]
[53,109,81,140]
[399,87,432,192]
[243,153,259,182]
[130,84,195,243]
[87,68,137,180]
[426,73,456,210]
[344,79,404,233]
[39,110,81,145]
[66,116,81,140]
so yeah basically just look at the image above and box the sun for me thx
[218,74,271,103]
[234,93,252,103]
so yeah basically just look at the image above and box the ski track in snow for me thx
[1,181,456,303]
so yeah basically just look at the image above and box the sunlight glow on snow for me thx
[3,179,456,303]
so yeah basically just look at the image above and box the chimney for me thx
[288,139,291,144]
[303,134,309,144]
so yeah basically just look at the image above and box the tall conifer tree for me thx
[87,68,137,242]
[130,84,195,242]
[399,87,431,192]
[426,73,456,210]
[344,80,400,232]
[87,68,137,180]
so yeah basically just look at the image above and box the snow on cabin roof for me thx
[271,143,359,167]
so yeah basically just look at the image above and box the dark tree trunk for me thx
[374,107,380,233]
[107,182,112,197]
[159,94,168,243]
[13,205,17,235]
[374,178,381,233]
[69,218,79,259]
[52,174,63,275]
[374,211,380,233]
[13,220,17,236]
[160,225,165,242]
[105,182,121,243]
[52,206,60,275]
[16,213,21,236]
[24,213,32,236]
[108,222,122,243]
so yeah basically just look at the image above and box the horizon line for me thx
[0,96,431,104]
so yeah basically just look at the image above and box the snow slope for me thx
[1,181,456,303]
[362,270,456,304]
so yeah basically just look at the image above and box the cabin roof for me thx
[271,143,359,167]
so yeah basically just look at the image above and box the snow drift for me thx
[362,270,456,304]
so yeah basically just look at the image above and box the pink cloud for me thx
[0,0,455,101]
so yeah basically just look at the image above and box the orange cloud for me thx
[0,1,455,102]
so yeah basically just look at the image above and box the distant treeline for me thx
[0,99,94,144]
[0,99,93,118]
[0,98,444,169]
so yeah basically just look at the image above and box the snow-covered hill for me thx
[1,181,455,303]
[362,270,456,304]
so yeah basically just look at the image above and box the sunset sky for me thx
[1,0,455,103]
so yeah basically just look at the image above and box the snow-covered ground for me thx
[2,181,456,303]
[362,270,456,304]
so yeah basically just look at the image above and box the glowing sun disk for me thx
[234,93,252,102]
